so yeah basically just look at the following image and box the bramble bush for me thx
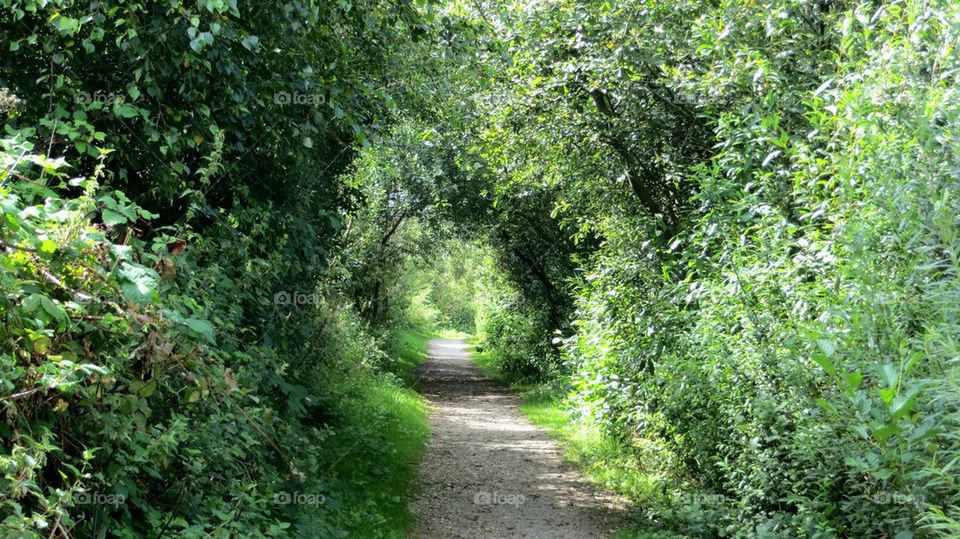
[0,135,292,536]
[1,0,443,536]
[0,131,429,537]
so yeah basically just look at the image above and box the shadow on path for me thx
[409,339,630,539]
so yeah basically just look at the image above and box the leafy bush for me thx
[0,134,438,538]
[556,1,960,536]
[480,300,555,381]
[0,0,443,535]
[1,135,283,535]
[426,0,960,536]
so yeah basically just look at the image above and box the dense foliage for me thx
[415,0,960,536]
[0,0,447,537]
[4,0,960,537]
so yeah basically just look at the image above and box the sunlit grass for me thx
[465,340,504,381]
[321,327,432,537]
[517,388,686,538]
[341,381,429,536]
[389,328,433,383]
[519,388,661,496]
[436,327,471,339]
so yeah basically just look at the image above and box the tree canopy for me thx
[2,0,960,537]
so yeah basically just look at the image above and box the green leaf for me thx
[907,421,941,443]
[38,239,57,254]
[872,423,902,443]
[52,15,80,36]
[131,380,157,398]
[815,398,835,413]
[241,35,259,50]
[102,208,128,226]
[78,363,107,375]
[119,263,159,304]
[879,363,899,388]
[183,318,215,343]
[902,351,923,375]
[872,467,895,480]
[137,207,159,220]
[843,371,863,392]
[812,353,835,375]
[114,103,140,119]
[39,296,68,326]
[22,294,43,313]
[761,150,780,167]
[890,387,920,419]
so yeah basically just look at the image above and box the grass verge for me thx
[464,338,500,381]
[389,327,434,384]
[316,327,433,537]
[517,388,684,538]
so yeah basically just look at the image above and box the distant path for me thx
[409,338,628,538]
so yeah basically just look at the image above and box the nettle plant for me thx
[0,135,237,536]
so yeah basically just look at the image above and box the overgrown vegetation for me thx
[3,0,960,537]
[447,0,960,537]
[0,0,449,536]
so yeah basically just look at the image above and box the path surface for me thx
[410,339,629,538]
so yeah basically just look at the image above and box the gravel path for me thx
[409,338,629,538]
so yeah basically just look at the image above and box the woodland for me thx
[1,0,959,537]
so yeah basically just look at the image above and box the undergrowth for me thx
[314,328,432,537]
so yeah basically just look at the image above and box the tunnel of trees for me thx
[2,0,960,537]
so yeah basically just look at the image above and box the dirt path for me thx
[409,339,629,538]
